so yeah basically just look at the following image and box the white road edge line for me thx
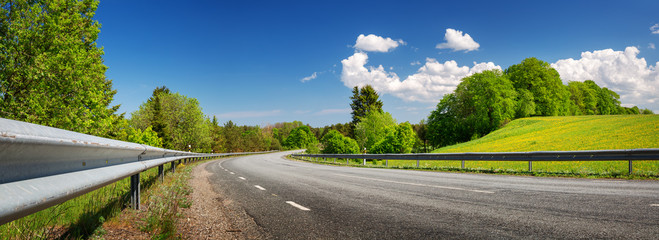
[286,201,310,211]
[254,185,266,191]
[335,174,495,194]
[239,177,246,180]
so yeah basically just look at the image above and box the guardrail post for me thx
[528,161,533,172]
[385,159,388,167]
[629,160,633,174]
[417,160,420,168]
[461,160,465,169]
[346,158,349,165]
[130,173,140,210]
[363,158,366,165]
[158,165,164,183]
[171,161,176,173]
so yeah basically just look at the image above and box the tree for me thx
[130,89,212,152]
[426,70,517,148]
[350,85,383,126]
[0,0,120,137]
[321,130,359,154]
[505,58,569,116]
[354,110,396,151]
[283,125,318,150]
[370,122,417,154]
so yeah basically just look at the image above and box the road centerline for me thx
[254,185,266,191]
[334,173,495,194]
[239,177,246,180]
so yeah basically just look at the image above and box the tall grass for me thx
[0,164,172,239]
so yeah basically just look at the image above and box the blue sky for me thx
[95,0,659,127]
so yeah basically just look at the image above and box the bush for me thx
[321,130,359,154]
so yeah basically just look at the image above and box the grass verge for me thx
[0,159,205,240]
[290,156,659,180]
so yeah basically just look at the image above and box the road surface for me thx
[206,151,659,239]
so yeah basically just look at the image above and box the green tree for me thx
[354,110,396,151]
[321,130,359,154]
[370,122,417,154]
[426,70,517,148]
[284,125,318,149]
[0,0,120,137]
[130,89,212,152]
[505,57,569,116]
[350,85,384,131]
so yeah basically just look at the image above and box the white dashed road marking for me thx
[651,204,659,207]
[239,177,246,180]
[254,185,266,191]
[286,201,310,211]
[230,172,235,175]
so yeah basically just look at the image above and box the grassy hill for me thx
[434,115,658,153]
[397,115,659,177]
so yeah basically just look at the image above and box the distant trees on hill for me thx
[427,57,653,148]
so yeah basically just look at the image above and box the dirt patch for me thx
[177,160,268,239]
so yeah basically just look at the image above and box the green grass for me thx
[300,115,659,178]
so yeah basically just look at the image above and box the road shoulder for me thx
[179,159,268,239]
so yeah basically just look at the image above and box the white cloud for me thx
[436,28,480,52]
[354,34,405,52]
[410,61,421,66]
[650,43,656,50]
[216,110,282,119]
[651,24,659,34]
[340,52,500,102]
[315,108,351,116]
[301,72,317,82]
[551,46,659,111]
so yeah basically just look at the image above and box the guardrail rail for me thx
[292,149,659,173]
[0,117,267,225]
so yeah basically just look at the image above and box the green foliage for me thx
[284,125,318,150]
[130,88,212,152]
[350,85,384,136]
[126,126,163,148]
[427,70,517,147]
[0,0,120,137]
[505,57,569,116]
[321,130,360,154]
[354,110,397,151]
[370,122,417,154]
[428,57,649,149]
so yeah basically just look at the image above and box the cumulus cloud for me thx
[354,34,405,52]
[436,28,480,52]
[340,52,500,102]
[551,46,659,110]
[651,24,659,34]
[650,43,656,50]
[301,72,317,82]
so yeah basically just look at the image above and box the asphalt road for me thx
[206,151,659,239]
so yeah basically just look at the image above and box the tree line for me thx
[426,57,653,148]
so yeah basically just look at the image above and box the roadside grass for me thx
[294,115,659,179]
[0,162,178,239]
[138,162,195,239]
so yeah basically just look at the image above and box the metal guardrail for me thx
[292,149,659,173]
[0,118,267,225]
